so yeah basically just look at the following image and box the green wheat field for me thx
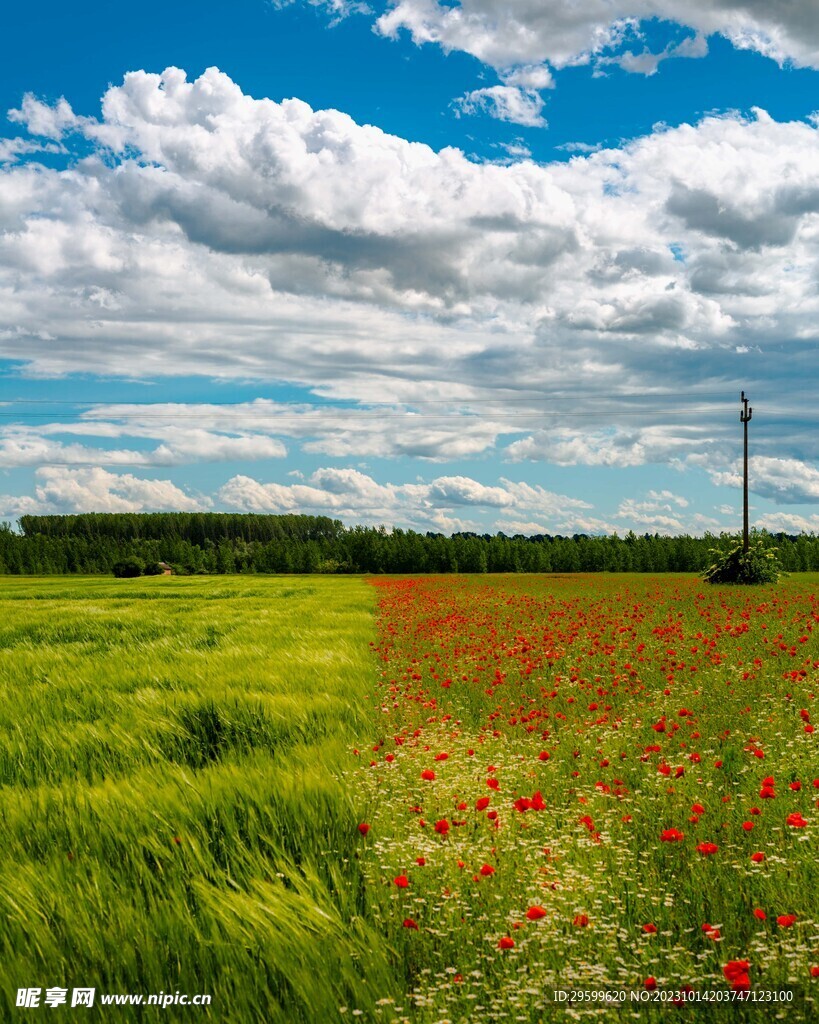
[0,574,817,1022]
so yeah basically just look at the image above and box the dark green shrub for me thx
[142,561,164,576]
[703,536,781,585]
[112,556,144,578]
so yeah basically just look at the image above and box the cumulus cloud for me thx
[646,489,689,507]
[710,456,819,504]
[0,460,747,537]
[427,475,515,506]
[8,95,89,140]
[0,137,63,165]
[454,85,547,127]
[373,1,819,72]
[616,497,685,532]
[216,468,590,531]
[756,512,819,533]
[1,68,819,477]
[0,467,207,516]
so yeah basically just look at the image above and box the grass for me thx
[0,575,396,1022]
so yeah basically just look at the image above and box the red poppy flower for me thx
[753,908,767,920]
[696,842,718,855]
[498,936,514,949]
[415,856,426,866]
[434,819,450,835]
[723,960,751,991]
[644,977,657,990]
[526,905,547,921]
[750,852,765,863]
[573,914,589,927]
[742,821,754,831]
[642,923,657,934]
[393,874,409,888]
[476,796,490,811]
[776,914,797,927]
[786,812,807,828]
[479,863,495,876]
[810,966,819,978]
[357,822,371,836]
[660,828,684,842]
[403,918,419,930]
[420,769,436,781]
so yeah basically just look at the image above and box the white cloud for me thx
[1,467,207,516]
[646,488,689,507]
[504,64,556,90]
[216,469,591,531]
[426,475,515,506]
[0,400,516,465]
[507,432,639,468]
[493,518,552,535]
[8,95,89,140]
[616,498,685,532]
[2,69,819,475]
[0,425,287,468]
[756,512,819,533]
[498,478,592,514]
[373,1,819,72]
[0,137,63,165]
[454,85,547,127]
[710,456,819,504]
[0,493,45,518]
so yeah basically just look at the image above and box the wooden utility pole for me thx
[741,391,752,552]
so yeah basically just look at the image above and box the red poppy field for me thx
[352,574,819,1021]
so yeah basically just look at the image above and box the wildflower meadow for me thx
[353,574,818,1021]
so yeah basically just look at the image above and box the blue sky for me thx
[1,0,819,535]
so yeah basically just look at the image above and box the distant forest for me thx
[1,512,818,575]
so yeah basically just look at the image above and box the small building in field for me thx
[158,561,173,575]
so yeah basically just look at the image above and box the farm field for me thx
[0,573,817,1022]
[0,576,394,1022]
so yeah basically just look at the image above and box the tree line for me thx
[1,513,818,575]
